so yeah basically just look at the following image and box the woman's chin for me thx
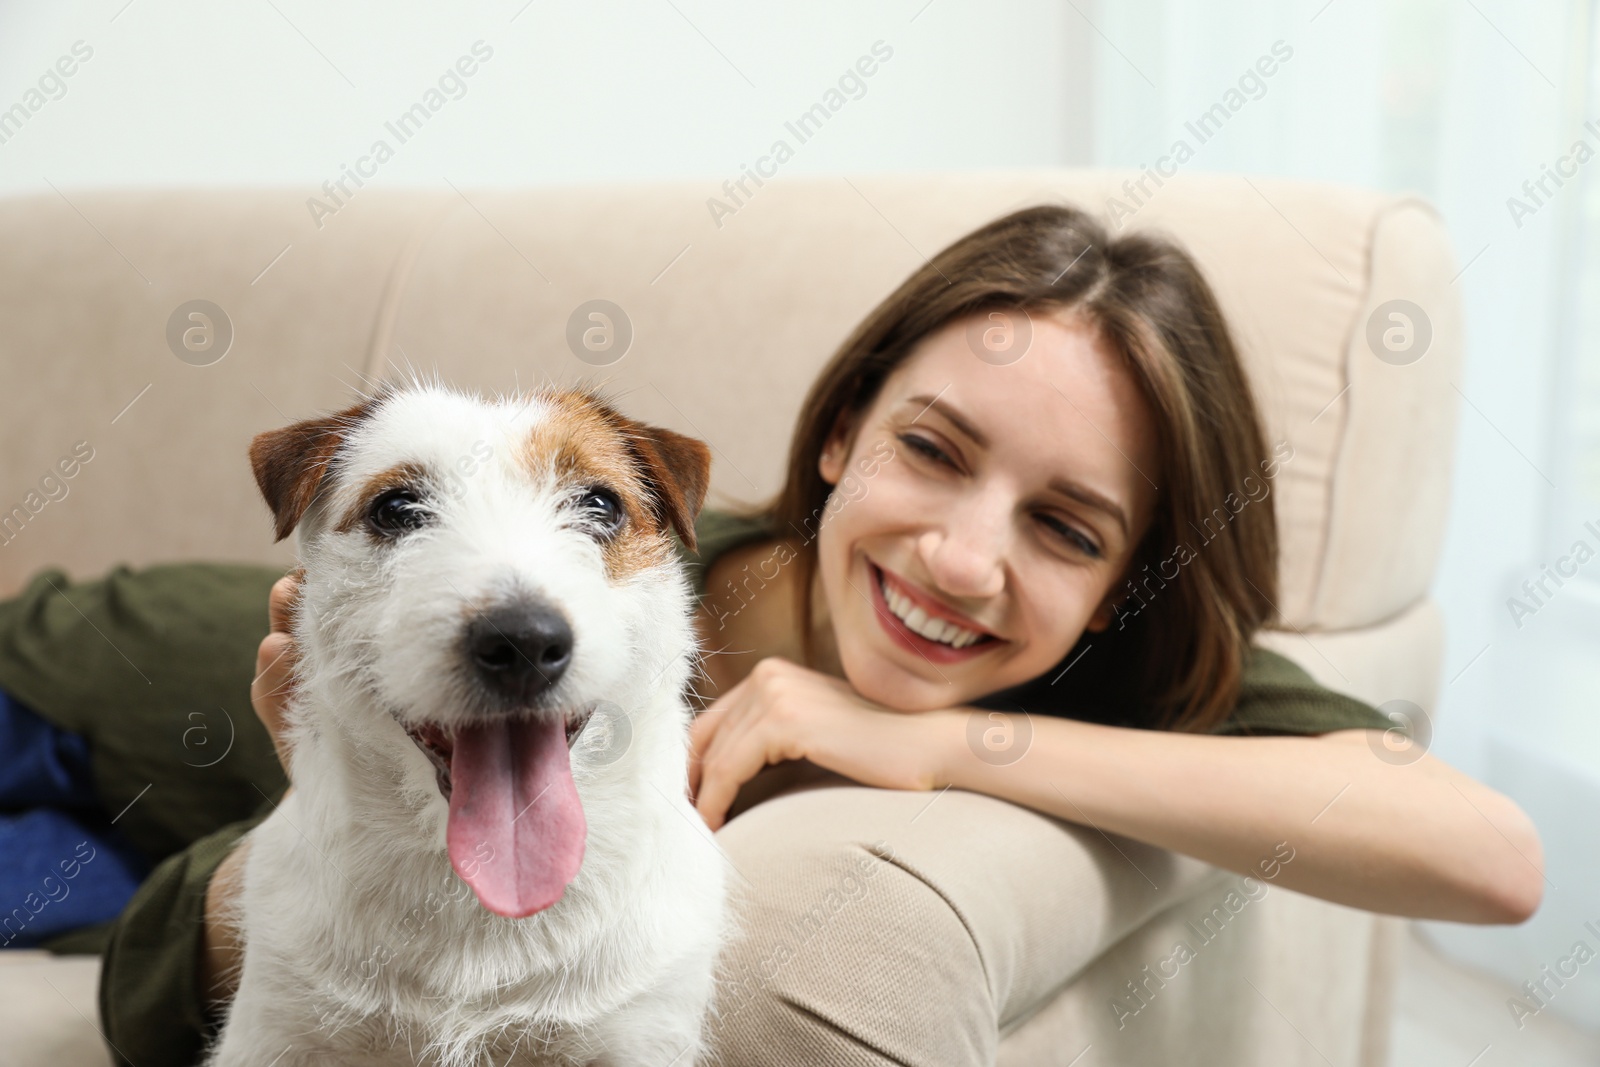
[844,651,972,712]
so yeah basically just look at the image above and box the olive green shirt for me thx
[0,507,1392,1067]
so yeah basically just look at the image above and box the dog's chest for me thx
[288,1009,602,1067]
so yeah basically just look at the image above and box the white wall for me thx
[0,0,1091,193]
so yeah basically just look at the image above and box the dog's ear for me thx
[622,422,712,553]
[249,399,375,543]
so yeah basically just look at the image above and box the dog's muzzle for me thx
[381,596,597,919]
[463,599,573,704]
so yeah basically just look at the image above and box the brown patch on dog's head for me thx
[250,398,379,542]
[613,412,712,554]
[521,390,711,581]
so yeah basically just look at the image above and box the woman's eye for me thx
[899,433,954,468]
[577,487,626,537]
[367,488,429,537]
[1040,514,1101,559]
[897,432,1100,559]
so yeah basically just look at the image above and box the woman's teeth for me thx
[878,570,987,649]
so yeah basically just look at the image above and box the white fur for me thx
[205,383,729,1066]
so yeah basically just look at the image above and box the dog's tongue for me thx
[447,715,586,917]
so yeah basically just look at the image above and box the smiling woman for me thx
[701,204,1286,732]
[677,203,1544,1058]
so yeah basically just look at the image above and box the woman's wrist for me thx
[935,705,1058,794]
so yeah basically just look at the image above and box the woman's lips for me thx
[866,559,1001,664]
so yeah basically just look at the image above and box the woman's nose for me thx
[917,510,1008,600]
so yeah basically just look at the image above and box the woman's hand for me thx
[250,570,302,783]
[687,656,961,830]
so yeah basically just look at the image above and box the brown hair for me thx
[740,203,1279,733]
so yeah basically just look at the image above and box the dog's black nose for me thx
[464,602,573,702]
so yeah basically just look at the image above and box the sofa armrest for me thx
[717,775,1231,1037]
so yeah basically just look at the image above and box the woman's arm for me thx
[688,657,1544,926]
[199,573,301,1007]
[938,712,1543,925]
[199,833,251,1007]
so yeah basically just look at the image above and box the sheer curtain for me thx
[1089,0,1600,1029]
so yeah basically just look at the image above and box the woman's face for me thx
[813,308,1163,712]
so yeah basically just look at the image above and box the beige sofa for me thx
[0,169,1460,1065]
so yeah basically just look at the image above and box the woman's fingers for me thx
[252,631,297,777]
[268,570,302,634]
[254,569,304,778]
[693,752,752,832]
[693,716,775,832]
[687,675,748,799]
[687,725,702,798]
[687,708,725,799]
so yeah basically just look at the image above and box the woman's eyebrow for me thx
[1046,476,1129,539]
[904,394,990,448]
[902,393,1130,539]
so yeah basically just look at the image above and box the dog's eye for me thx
[367,488,429,536]
[576,487,626,537]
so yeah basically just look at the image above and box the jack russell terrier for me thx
[205,379,728,1066]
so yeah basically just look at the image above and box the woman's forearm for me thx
[200,835,251,1009]
[936,712,1544,924]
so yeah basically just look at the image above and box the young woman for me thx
[13,204,1540,1064]
[677,204,1539,926]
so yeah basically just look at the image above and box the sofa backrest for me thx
[0,171,1460,631]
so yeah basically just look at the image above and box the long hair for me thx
[735,203,1279,732]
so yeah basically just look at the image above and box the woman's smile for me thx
[864,556,1006,664]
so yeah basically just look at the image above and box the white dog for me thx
[205,380,728,1066]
